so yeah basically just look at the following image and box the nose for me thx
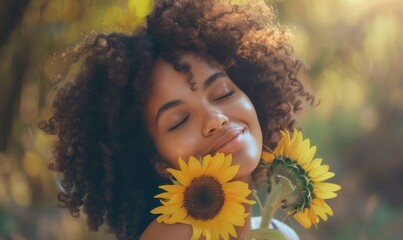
[202,111,229,136]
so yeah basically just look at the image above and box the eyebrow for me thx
[203,71,228,90]
[155,99,183,123]
[155,71,228,124]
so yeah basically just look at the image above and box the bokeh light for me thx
[0,0,402,239]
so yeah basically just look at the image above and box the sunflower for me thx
[261,129,341,229]
[151,153,255,240]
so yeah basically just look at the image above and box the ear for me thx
[154,155,172,178]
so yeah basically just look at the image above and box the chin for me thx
[232,144,261,180]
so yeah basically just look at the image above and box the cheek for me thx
[239,97,256,113]
[235,96,261,128]
[233,97,263,178]
[154,132,201,168]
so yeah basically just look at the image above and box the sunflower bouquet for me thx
[151,129,341,240]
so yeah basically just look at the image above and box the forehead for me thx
[148,53,220,95]
[144,54,223,120]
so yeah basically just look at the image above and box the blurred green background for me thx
[0,0,402,239]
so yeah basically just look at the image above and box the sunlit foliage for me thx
[0,0,402,239]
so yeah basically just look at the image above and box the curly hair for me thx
[39,0,315,239]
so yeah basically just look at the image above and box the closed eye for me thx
[214,90,235,101]
[168,115,190,132]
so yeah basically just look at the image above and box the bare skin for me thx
[141,207,252,240]
[141,53,262,239]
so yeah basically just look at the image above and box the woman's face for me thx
[144,53,262,179]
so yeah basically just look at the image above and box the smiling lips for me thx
[210,127,245,155]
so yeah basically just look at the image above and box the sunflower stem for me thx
[260,174,298,230]
[243,229,286,240]
[260,176,283,229]
[252,190,264,213]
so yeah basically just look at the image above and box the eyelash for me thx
[214,90,235,101]
[167,90,235,132]
[168,115,190,132]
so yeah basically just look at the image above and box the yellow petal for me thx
[225,201,244,213]
[312,198,334,216]
[220,230,229,240]
[209,221,220,240]
[294,210,312,229]
[169,207,187,222]
[291,136,308,161]
[261,151,275,163]
[201,154,212,172]
[217,165,239,183]
[205,153,225,175]
[221,202,246,226]
[298,144,316,166]
[312,198,325,207]
[289,129,303,158]
[158,184,185,193]
[226,194,255,204]
[309,165,330,178]
[217,214,237,238]
[178,157,189,172]
[316,182,342,192]
[151,202,180,214]
[323,201,334,216]
[314,188,338,199]
[274,130,290,156]
[312,171,335,182]
[223,181,251,195]
[216,154,235,176]
[167,168,190,185]
[156,214,168,223]
[311,199,332,221]
[223,154,233,168]
[203,221,212,240]
[154,192,176,199]
[305,158,323,172]
[150,205,165,214]
[191,225,202,240]
[160,193,183,206]
[188,156,202,169]
[307,207,319,224]
[312,204,328,221]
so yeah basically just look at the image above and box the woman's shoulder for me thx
[140,220,193,240]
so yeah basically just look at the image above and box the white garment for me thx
[251,216,300,240]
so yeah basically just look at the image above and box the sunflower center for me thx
[183,175,225,221]
[269,157,314,210]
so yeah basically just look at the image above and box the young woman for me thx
[40,0,311,239]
